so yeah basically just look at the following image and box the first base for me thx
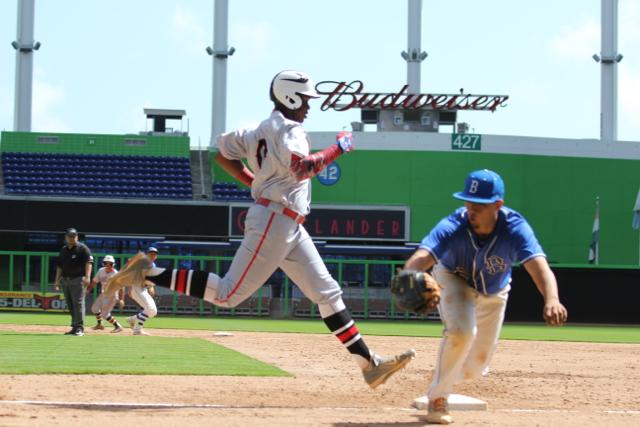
[411,394,487,411]
[212,331,234,337]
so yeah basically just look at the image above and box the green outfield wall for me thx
[211,144,640,265]
[0,131,190,157]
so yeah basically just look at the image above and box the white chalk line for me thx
[0,400,413,412]
[498,408,640,415]
[0,400,638,415]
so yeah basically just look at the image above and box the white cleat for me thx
[133,328,150,336]
[362,348,416,389]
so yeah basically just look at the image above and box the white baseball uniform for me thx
[129,262,158,320]
[94,267,118,287]
[141,106,414,375]
[203,110,345,317]
[90,267,118,315]
[420,206,545,400]
[129,284,157,317]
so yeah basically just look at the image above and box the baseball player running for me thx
[126,247,159,336]
[402,169,568,424]
[88,255,123,333]
[99,70,414,388]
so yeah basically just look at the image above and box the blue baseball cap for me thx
[146,247,158,254]
[453,169,505,204]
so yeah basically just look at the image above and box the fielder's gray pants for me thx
[61,277,85,329]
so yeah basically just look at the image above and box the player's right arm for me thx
[215,152,254,188]
[216,129,254,188]
[405,212,459,272]
[404,248,436,272]
[87,271,100,292]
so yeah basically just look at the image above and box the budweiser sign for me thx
[316,80,508,112]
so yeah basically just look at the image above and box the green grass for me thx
[0,330,290,376]
[1,312,639,344]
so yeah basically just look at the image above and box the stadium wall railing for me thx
[0,251,638,323]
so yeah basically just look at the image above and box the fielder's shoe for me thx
[133,328,150,336]
[425,397,453,425]
[111,325,123,333]
[64,328,76,335]
[92,323,105,330]
[362,348,416,389]
[127,316,137,329]
[73,328,85,337]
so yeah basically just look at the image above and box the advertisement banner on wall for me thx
[0,291,66,312]
[230,204,409,241]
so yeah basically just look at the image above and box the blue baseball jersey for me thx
[420,206,545,294]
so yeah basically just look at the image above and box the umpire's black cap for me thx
[65,228,78,236]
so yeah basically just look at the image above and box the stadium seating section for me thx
[212,181,252,201]
[2,152,192,199]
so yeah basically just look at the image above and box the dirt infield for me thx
[0,324,638,426]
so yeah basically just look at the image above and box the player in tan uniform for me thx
[88,255,123,333]
[99,70,415,388]
[126,247,159,336]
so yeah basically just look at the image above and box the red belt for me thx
[256,198,305,224]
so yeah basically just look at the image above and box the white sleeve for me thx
[95,268,106,282]
[281,125,309,164]
[217,130,249,160]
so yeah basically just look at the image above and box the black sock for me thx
[145,269,208,299]
[323,309,371,363]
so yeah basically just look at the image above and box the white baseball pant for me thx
[129,285,158,318]
[203,203,346,317]
[427,263,509,400]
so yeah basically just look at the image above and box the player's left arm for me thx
[290,131,353,181]
[522,256,568,326]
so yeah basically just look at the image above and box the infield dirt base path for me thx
[0,324,638,426]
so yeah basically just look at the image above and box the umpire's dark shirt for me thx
[57,243,93,278]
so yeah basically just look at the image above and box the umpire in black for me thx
[54,228,93,336]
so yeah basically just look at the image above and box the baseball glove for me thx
[390,270,441,314]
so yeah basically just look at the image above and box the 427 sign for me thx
[451,133,481,151]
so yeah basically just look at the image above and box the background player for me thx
[402,169,568,424]
[126,247,158,336]
[88,255,124,333]
[100,70,415,388]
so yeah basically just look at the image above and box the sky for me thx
[1,0,639,146]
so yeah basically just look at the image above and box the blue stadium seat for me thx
[2,151,192,200]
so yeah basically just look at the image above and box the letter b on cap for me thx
[468,180,479,194]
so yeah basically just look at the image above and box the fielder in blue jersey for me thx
[404,169,568,425]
